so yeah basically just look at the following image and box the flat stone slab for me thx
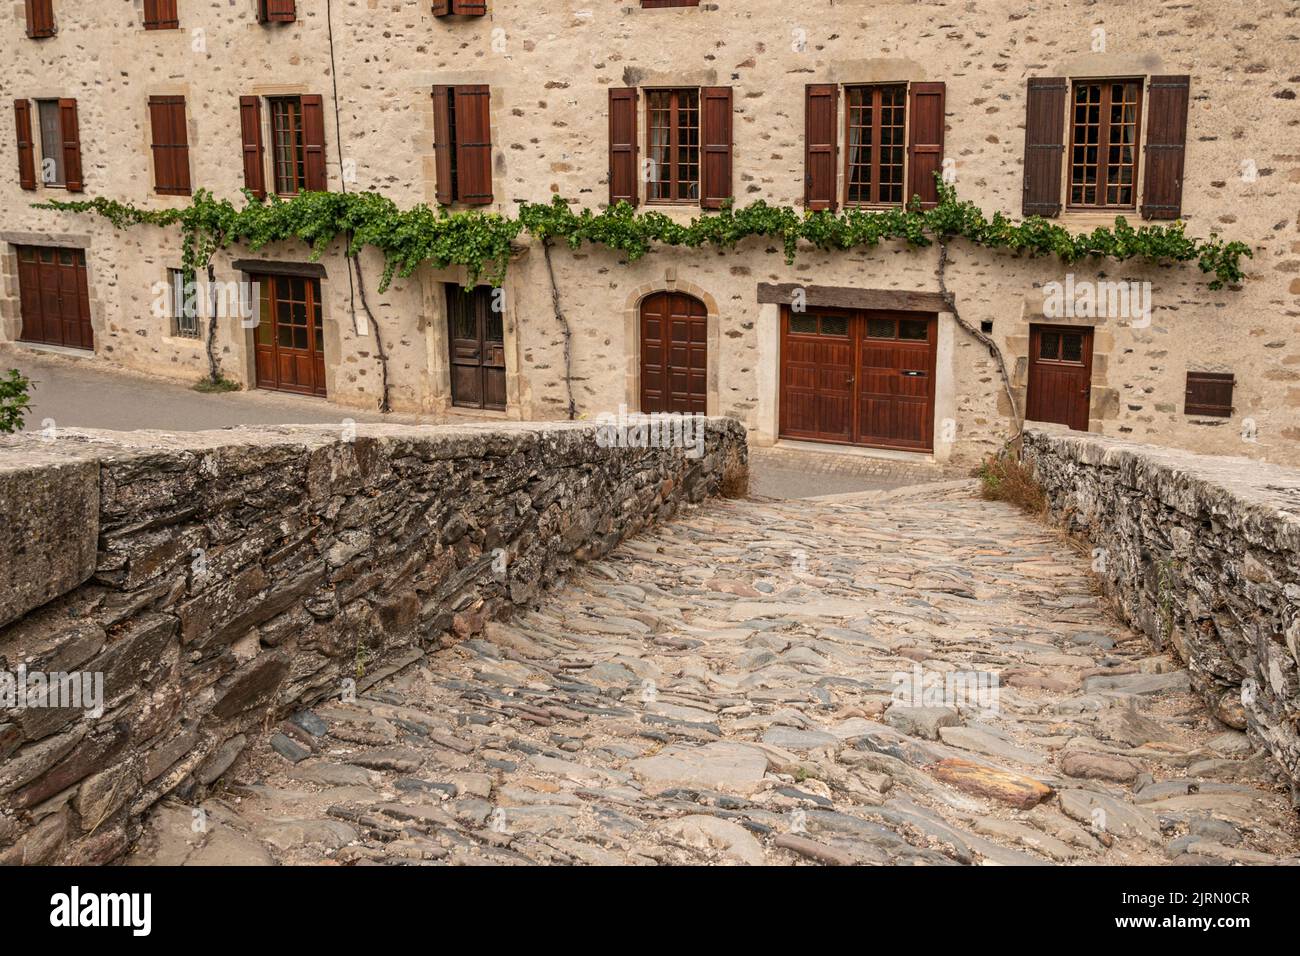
[630,742,770,795]
[928,758,1053,809]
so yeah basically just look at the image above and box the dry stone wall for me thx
[0,418,747,864]
[1023,426,1300,798]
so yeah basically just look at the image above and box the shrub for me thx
[978,449,1046,514]
[0,369,33,434]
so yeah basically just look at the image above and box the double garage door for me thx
[16,246,93,350]
[780,306,937,452]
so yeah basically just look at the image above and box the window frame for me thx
[1066,77,1144,212]
[645,87,701,205]
[168,267,202,339]
[35,99,65,188]
[842,83,908,209]
[268,95,306,197]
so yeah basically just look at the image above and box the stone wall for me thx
[1022,426,1300,797]
[0,418,748,864]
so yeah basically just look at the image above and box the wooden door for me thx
[1026,324,1093,431]
[17,245,93,350]
[253,274,327,396]
[856,312,937,451]
[779,309,855,442]
[447,284,506,410]
[640,291,707,414]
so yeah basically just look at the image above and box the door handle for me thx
[902,370,926,377]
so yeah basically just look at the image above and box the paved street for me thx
[130,482,1299,866]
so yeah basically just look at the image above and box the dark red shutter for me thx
[149,96,190,195]
[1141,75,1190,221]
[700,87,733,209]
[239,95,266,199]
[14,100,36,191]
[259,0,297,23]
[143,0,180,29]
[608,87,639,207]
[804,84,838,211]
[25,0,56,38]
[432,86,454,205]
[906,81,946,209]
[1022,77,1068,218]
[1184,371,1234,417]
[435,0,487,14]
[58,99,83,193]
[454,86,492,205]
[301,94,327,191]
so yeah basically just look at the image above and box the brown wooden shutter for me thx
[259,0,297,23]
[239,95,266,199]
[454,86,492,205]
[25,0,56,38]
[906,82,946,209]
[143,0,180,29]
[149,96,190,195]
[431,86,454,205]
[1022,77,1068,218]
[699,87,733,209]
[58,98,83,193]
[1141,75,1190,221]
[1184,371,1234,417]
[435,0,487,14]
[804,84,838,211]
[301,94,327,191]
[14,100,36,191]
[608,87,639,207]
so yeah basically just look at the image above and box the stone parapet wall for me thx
[1023,426,1300,797]
[0,419,747,863]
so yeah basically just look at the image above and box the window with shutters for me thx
[143,0,179,29]
[640,0,700,7]
[432,85,493,205]
[1184,371,1234,418]
[36,100,65,187]
[258,0,296,23]
[433,1,488,15]
[25,0,56,38]
[149,96,191,195]
[1068,79,1143,209]
[647,89,700,203]
[269,97,305,195]
[845,85,906,206]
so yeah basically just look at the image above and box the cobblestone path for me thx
[130,483,1300,866]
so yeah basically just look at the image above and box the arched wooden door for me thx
[639,292,708,414]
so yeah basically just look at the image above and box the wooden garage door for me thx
[253,273,327,397]
[16,246,93,350]
[1026,324,1093,431]
[780,307,937,451]
[640,291,707,414]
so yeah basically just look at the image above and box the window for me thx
[1185,371,1234,418]
[641,0,700,6]
[258,0,296,23]
[269,97,305,195]
[432,85,493,205]
[143,0,179,29]
[647,89,700,203]
[149,96,191,195]
[1068,79,1143,209]
[36,100,65,187]
[169,268,201,338]
[25,0,56,38]
[433,1,487,14]
[845,85,906,206]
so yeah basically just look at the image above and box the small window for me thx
[641,0,700,6]
[143,0,179,29]
[25,0,56,38]
[36,100,64,187]
[899,319,929,340]
[433,0,488,14]
[819,316,850,336]
[269,97,305,195]
[867,317,896,339]
[169,268,201,338]
[788,314,818,335]
[646,88,700,203]
[258,0,296,23]
[845,85,907,206]
[1069,79,1143,209]
[1185,371,1234,418]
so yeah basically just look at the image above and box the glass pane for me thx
[789,314,817,334]
[1062,334,1083,362]
[867,317,896,338]
[1040,331,1061,359]
[819,316,849,336]
[899,319,928,340]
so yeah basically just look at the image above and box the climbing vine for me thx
[37,181,1252,293]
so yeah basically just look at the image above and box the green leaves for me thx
[36,179,1252,295]
[0,368,32,435]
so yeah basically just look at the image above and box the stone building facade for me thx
[2,0,1298,467]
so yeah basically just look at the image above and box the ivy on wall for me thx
[37,181,1252,293]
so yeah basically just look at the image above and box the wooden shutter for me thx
[1141,75,1190,221]
[301,94,327,191]
[149,96,190,195]
[58,99,83,193]
[699,87,733,209]
[14,100,36,191]
[608,87,639,207]
[1022,77,1068,217]
[453,86,492,205]
[259,0,297,23]
[143,0,179,29]
[1185,371,1234,417]
[804,84,838,211]
[434,0,488,14]
[431,86,454,205]
[25,0,56,38]
[906,82,946,209]
[239,95,266,199]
